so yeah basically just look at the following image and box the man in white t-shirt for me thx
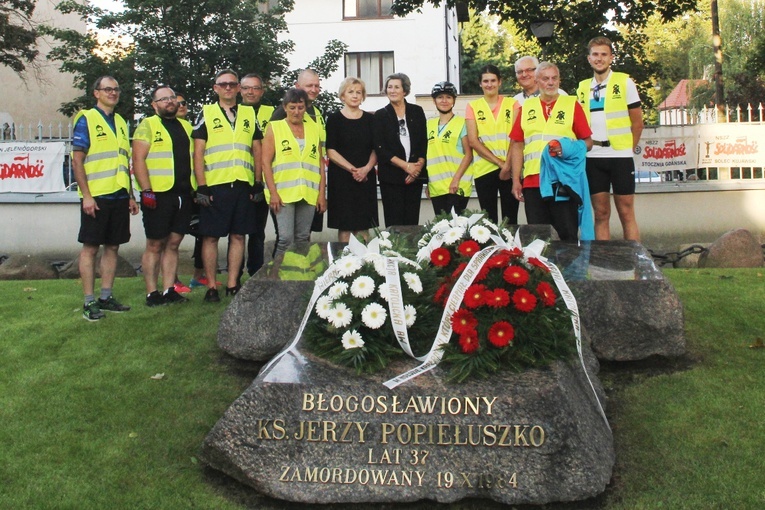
[577,36,644,241]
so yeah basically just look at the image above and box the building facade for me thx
[0,0,83,131]
[282,0,462,111]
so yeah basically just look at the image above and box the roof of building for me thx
[658,79,707,110]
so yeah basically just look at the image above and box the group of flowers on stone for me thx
[417,213,575,381]
[304,212,576,381]
[304,231,440,373]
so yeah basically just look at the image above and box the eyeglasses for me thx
[241,86,263,92]
[215,81,239,89]
[516,67,536,76]
[592,84,606,102]
[177,101,187,107]
[153,95,177,104]
[97,87,121,94]
[398,119,407,136]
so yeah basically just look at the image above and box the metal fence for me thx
[653,103,765,126]
[4,108,765,190]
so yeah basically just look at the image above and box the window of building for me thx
[343,0,394,19]
[345,52,394,95]
[258,0,282,14]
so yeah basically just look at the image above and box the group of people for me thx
[71,35,643,321]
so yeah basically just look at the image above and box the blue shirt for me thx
[72,106,118,152]
[72,106,128,199]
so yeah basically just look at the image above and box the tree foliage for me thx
[0,0,38,74]
[392,0,698,102]
[281,38,348,115]
[40,1,137,119]
[643,0,765,114]
[42,0,349,121]
[459,13,535,94]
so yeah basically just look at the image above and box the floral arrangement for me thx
[415,212,576,382]
[303,213,576,383]
[303,232,441,374]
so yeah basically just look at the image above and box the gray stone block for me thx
[698,228,764,268]
[57,253,137,279]
[0,254,57,280]
[218,279,313,361]
[550,240,686,361]
[572,279,685,360]
[201,342,613,505]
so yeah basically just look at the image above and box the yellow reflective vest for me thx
[202,104,256,186]
[75,109,131,198]
[278,244,326,281]
[307,105,325,143]
[256,104,275,133]
[468,96,517,178]
[137,116,196,192]
[266,119,322,206]
[577,72,633,150]
[520,96,577,179]
[426,116,472,197]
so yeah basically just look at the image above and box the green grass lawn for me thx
[0,269,763,509]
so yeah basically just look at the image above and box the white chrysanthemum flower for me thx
[328,281,349,299]
[403,304,417,327]
[338,256,363,277]
[378,238,393,249]
[362,252,381,265]
[329,303,353,328]
[315,295,334,319]
[403,272,423,294]
[379,231,391,240]
[361,302,387,329]
[372,256,387,276]
[416,246,431,263]
[378,282,390,301]
[350,275,375,299]
[502,228,513,240]
[432,219,450,233]
[341,329,365,350]
[452,216,469,228]
[470,224,491,244]
[443,227,465,245]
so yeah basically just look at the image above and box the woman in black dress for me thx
[373,73,428,226]
[326,77,378,242]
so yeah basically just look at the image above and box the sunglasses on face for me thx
[215,82,239,89]
[177,101,187,107]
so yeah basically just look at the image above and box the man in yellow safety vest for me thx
[71,75,139,321]
[577,36,644,241]
[132,85,195,307]
[192,69,262,302]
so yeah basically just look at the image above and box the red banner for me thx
[0,142,66,193]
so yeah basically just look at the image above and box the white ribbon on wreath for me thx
[385,224,610,430]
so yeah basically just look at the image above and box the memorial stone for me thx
[551,241,686,361]
[201,341,613,505]
[204,227,687,503]
[219,238,685,363]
